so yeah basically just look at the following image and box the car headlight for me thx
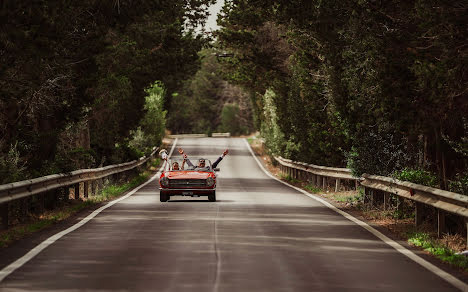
[160,177,169,187]
[206,177,215,187]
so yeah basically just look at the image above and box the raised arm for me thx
[179,148,194,167]
[212,149,228,168]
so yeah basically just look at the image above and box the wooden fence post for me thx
[465,218,468,250]
[383,192,390,211]
[0,203,9,230]
[74,183,80,200]
[437,209,445,238]
[335,179,340,192]
[84,181,89,199]
[415,202,424,227]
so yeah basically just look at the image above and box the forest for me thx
[0,0,215,183]
[1,1,467,194]
[215,0,467,193]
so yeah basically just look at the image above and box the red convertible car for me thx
[159,159,218,202]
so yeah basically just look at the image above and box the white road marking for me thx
[243,138,467,291]
[0,139,178,283]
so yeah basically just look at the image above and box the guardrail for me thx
[0,147,158,229]
[167,133,231,138]
[212,132,231,137]
[274,156,468,244]
[167,134,207,138]
[275,156,358,192]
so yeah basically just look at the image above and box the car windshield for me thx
[165,159,213,171]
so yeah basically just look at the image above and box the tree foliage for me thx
[217,0,468,190]
[166,49,254,135]
[0,0,214,182]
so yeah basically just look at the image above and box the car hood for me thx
[164,171,212,180]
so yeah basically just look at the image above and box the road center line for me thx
[243,138,467,291]
[0,139,178,283]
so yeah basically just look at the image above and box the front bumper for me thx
[159,188,216,195]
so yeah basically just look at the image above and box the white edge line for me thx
[0,139,179,283]
[243,138,467,291]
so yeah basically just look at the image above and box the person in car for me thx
[178,148,228,170]
[172,159,187,170]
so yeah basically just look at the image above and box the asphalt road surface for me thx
[0,138,465,291]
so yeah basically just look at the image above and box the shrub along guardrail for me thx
[0,147,158,230]
[274,156,468,247]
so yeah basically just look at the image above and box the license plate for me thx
[182,191,193,196]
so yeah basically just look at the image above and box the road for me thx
[0,138,464,291]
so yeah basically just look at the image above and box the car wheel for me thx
[160,192,168,202]
[208,191,216,202]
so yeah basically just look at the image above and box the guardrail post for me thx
[335,179,340,192]
[355,180,359,190]
[415,202,424,227]
[74,183,80,200]
[94,179,101,196]
[465,218,468,250]
[383,192,390,211]
[397,196,404,215]
[0,203,9,230]
[322,177,327,190]
[437,209,445,238]
[84,181,89,199]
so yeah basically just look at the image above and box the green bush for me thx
[449,172,468,195]
[261,89,286,156]
[129,81,166,154]
[0,142,26,184]
[218,103,247,136]
[394,168,438,188]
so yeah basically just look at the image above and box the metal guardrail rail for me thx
[360,174,468,218]
[274,155,468,243]
[212,132,231,137]
[167,134,207,138]
[275,156,355,180]
[0,147,158,205]
[167,133,231,138]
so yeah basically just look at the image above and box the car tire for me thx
[208,191,216,202]
[160,192,168,202]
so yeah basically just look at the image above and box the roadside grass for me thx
[304,184,322,193]
[151,158,161,169]
[280,174,300,184]
[247,137,254,144]
[407,231,468,271]
[0,167,156,248]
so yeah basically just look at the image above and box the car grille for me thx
[169,179,207,188]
